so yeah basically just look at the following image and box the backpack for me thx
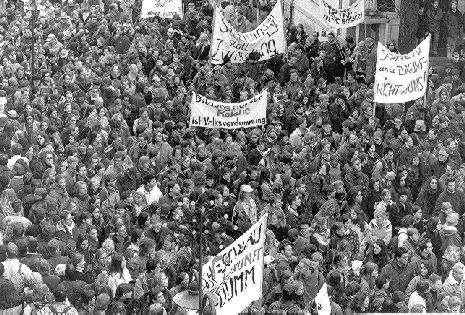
[49,304,72,315]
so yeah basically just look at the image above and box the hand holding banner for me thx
[374,35,431,104]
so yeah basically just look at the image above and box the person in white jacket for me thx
[408,279,430,313]
[107,253,132,297]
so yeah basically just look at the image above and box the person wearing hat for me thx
[232,184,258,232]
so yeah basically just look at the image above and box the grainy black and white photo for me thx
[0,0,464,313]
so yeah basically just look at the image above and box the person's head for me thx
[395,247,409,266]
[6,242,18,259]
[429,177,438,190]
[110,254,125,275]
[72,253,85,270]
[452,262,465,283]
[447,180,456,193]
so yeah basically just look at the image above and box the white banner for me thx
[315,283,331,314]
[190,91,267,129]
[374,35,430,104]
[141,0,183,19]
[202,214,268,315]
[319,0,364,29]
[210,0,285,64]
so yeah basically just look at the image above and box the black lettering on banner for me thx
[396,57,427,76]
[400,76,425,95]
[260,39,277,57]
[210,39,225,62]
[213,265,257,308]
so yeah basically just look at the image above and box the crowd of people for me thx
[0,0,465,313]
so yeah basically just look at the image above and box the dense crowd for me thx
[1,0,465,313]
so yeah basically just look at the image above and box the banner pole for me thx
[256,0,259,26]
[198,197,204,315]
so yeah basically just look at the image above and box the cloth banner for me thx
[141,0,183,19]
[190,90,267,129]
[210,0,285,64]
[374,35,430,104]
[315,283,331,314]
[319,0,365,29]
[202,214,268,315]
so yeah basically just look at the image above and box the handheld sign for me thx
[374,35,431,104]
[202,214,268,315]
[319,0,365,29]
[141,0,183,19]
[210,0,285,64]
[190,91,267,129]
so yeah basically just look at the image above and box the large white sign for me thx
[141,0,183,19]
[374,35,430,104]
[319,0,365,29]
[202,214,268,315]
[190,91,267,129]
[210,0,285,64]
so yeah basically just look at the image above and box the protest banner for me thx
[190,90,267,129]
[210,0,285,64]
[202,214,268,315]
[318,0,364,29]
[315,283,331,314]
[374,35,430,104]
[141,0,183,19]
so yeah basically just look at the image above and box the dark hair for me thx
[146,258,158,273]
[110,254,124,275]
[394,246,407,259]
[27,237,38,253]
[375,275,387,289]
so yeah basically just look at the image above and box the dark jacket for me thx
[446,9,463,38]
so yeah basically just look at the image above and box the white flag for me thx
[210,0,285,64]
[141,0,183,19]
[374,35,430,104]
[315,283,331,314]
[202,214,268,315]
[190,90,267,129]
[318,0,365,29]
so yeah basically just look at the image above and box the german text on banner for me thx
[141,0,183,19]
[202,214,268,315]
[374,35,430,104]
[210,0,285,64]
[319,0,364,29]
[190,91,267,129]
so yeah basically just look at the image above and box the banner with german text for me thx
[210,0,285,64]
[190,91,267,129]
[141,0,183,19]
[374,35,430,104]
[319,0,364,29]
[202,214,268,315]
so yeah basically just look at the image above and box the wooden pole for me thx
[197,200,204,314]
